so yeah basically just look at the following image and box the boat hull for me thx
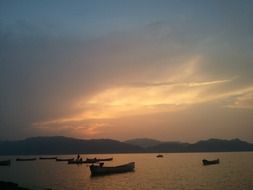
[56,158,74,162]
[68,157,113,164]
[68,160,87,164]
[39,157,57,160]
[202,159,219,166]
[16,158,36,161]
[97,157,113,162]
[86,157,113,163]
[90,162,135,176]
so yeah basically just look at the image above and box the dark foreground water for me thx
[0,152,252,190]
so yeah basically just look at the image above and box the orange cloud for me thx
[33,55,252,139]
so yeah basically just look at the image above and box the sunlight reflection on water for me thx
[0,152,253,190]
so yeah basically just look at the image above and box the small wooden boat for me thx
[39,157,57,160]
[97,157,113,162]
[68,157,113,164]
[56,158,74,162]
[85,158,97,163]
[68,159,86,164]
[86,157,113,163]
[0,160,11,166]
[90,162,135,176]
[16,158,37,161]
[202,159,220,166]
[156,154,164,158]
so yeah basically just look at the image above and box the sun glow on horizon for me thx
[33,58,242,130]
[27,51,253,141]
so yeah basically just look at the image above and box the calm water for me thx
[0,152,253,190]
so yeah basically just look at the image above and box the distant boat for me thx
[85,158,98,163]
[86,157,113,163]
[68,159,95,164]
[98,157,113,161]
[156,154,164,158]
[39,157,57,160]
[0,160,11,166]
[56,158,74,162]
[68,157,113,164]
[16,158,37,161]
[68,159,86,164]
[90,162,135,176]
[202,159,220,166]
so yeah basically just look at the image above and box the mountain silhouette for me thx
[0,136,142,155]
[145,138,253,152]
[0,136,252,155]
[124,138,161,148]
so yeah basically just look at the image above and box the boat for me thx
[85,158,98,163]
[16,158,37,161]
[68,159,86,164]
[0,160,11,166]
[86,157,113,163]
[97,157,113,162]
[39,157,57,160]
[68,159,93,164]
[202,159,220,166]
[156,154,164,158]
[56,158,74,162]
[90,162,135,176]
[68,157,113,164]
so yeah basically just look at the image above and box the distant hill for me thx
[147,138,253,153]
[0,136,252,155]
[147,142,190,152]
[125,138,162,148]
[0,136,143,155]
[188,138,253,152]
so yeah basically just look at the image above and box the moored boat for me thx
[68,157,113,164]
[0,160,11,166]
[68,159,86,164]
[97,157,113,162]
[202,159,220,166]
[16,158,37,161]
[39,157,57,160]
[86,157,113,163]
[85,158,98,163]
[56,158,74,162]
[90,162,135,176]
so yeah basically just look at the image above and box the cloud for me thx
[31,51,253,140]
[32,56,237,132]
[1,1,253,141]
[226,91,253,109]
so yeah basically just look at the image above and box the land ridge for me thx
[0,136,252,155]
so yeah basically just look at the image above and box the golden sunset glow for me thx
[33,57,253,139]
[2,1,253,142]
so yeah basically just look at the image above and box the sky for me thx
[0,0,253,142]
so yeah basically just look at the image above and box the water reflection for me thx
[0,153,252,190]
